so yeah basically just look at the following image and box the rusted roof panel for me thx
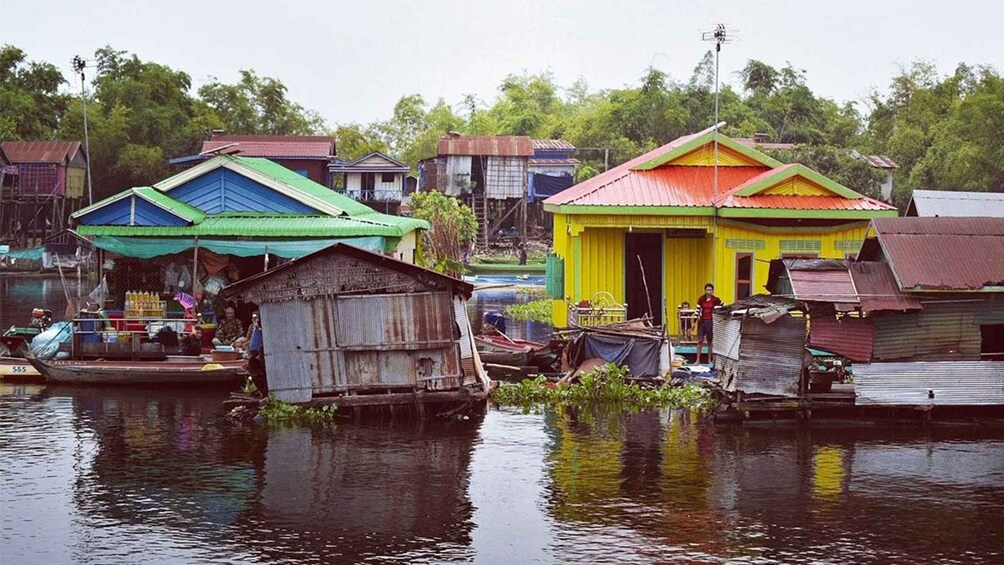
[860,155,898,169]
[201,135,335,158]
[532,139,575,150]
[789,268,858,304]
[871,217,1004,290]
[437,135,533,157]
[848,262,921,312]
[1,140,82,163]
[545,165,767,207]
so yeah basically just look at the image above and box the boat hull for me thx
[26,357,247,386]
[0,357,42,380]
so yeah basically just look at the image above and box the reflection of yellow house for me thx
[544,128,897,332]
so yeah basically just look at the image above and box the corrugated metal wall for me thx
[260,300,313,403]
[735,315,806,397]
[855,362,1004,405]
[577,228,625,307]
[713,315,743,392]
[443,156,472,196]
[871,300,987,361]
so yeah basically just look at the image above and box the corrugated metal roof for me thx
[734,138,796,151]
[131,187,205,223]
[437,135,533,157]
[1,141,82,163]
[717,192,894,211]
[907,190,1004,218]
[855,362,1004,406]
[76,213,428,238]
[860,155,898,169]
[790,268,858,303]
[201,135,335,158]
[532,139,575,150]
[848,262,922,312]
[870,217,1004,290]
[235,157,374,216]
[545,165,767,207]
[528,158,580,167]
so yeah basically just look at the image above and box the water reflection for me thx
[0,274,82,329]
[467,284,552,342]
[2,388,1004,564]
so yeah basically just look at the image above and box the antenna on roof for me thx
[701,24,739,200]
[72,55,94,206]
[701,23,739,289]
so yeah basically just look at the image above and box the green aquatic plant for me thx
[490,363,714,410]
[259,396,338,424]
[515,286,547,298]
[504,298,552,323]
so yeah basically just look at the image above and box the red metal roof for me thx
[770,259,921,313]
[717,193,895,211]
[1,141,82,163]
[201,135,335,158]
[789,268,859,304]
[437,135,533,157]
[544,165,767,207]
[532,139,575,150]
[869,217,1004,290]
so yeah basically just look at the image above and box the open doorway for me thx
[625,233,663,325]
[981,324,1004,361]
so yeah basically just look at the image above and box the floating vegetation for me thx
[490,363,715,410]
[504,298,552,323]
[515,286,547,298]
[259,396,338,424]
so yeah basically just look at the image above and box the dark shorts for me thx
[697,319,714,342]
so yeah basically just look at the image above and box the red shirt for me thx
[696,294,722,321]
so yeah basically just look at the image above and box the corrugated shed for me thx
[907,190,1004,218]
[260,300,313,403]
[870,300,985,361]
[736,315,806,396]
[808,307,875,362]
[201,135,335,158]
[855,362,1004,406]
[545,166,767,207]
[870,217,1004,290]
[1,140,82,164]
[437,135,533,157]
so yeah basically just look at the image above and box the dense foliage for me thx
[410,189,478,277]
[259,396,338,424]
[504,298,552,323]
[3,42,1002,206]
[491,364,715,410]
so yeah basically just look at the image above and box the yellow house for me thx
[543,128,898,333]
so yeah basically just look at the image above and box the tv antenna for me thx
[701,24,739,199]
[72,55,94,206]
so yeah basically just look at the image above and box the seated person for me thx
[678,301,694,340]
[212,306,244,347]
[232,311,261,351]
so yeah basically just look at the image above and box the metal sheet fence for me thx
[855,362,1004,406]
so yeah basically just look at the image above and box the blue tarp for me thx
[529,173,575,202]
[581,333,662,377]
[91,236,387,259]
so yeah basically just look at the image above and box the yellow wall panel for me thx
[668,144,763,166]
[760,177,833,196]
[664,235,712,335]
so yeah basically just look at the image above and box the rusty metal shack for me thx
[766,217,1004,407]
[222,243,488,407]
[713,296,807,397]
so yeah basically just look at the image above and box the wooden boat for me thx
[475,335,548,367]
[0,357,42,380]
[25,355,247,386]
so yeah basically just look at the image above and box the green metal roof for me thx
[131,187,206,222]
[233,157,374,216]
[76,213,428,238]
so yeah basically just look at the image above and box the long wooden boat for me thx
[475,335,548,367]
[0,357,42,380]
[25,355,247,386]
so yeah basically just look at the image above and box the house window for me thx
[736,253,753,300]
[381,173,395,184]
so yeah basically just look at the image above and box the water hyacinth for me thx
[490,363,715,410]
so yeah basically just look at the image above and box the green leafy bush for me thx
[504,298,552,323]
[491,363,714,410]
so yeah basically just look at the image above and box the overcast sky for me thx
[6,0,1002,127]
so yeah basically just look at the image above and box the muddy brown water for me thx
[3,276,1004,564]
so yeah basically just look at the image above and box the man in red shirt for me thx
[695,283,722,365]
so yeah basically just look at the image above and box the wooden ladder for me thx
[472,194,488,250]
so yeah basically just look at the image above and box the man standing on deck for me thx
[694,283,722,366]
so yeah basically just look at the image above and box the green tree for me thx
[198,69,325,135]
[331,123,387,161]
[0,45,69,139]
[410,190,478,277]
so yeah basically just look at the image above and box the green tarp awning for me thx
[92,236,387,259]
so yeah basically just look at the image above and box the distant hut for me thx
[222,243,488,410]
